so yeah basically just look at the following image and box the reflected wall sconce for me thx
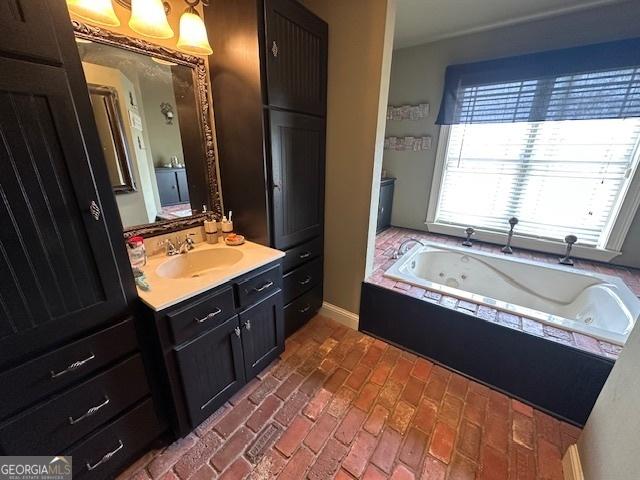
[160,102,175,125]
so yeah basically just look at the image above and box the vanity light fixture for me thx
[66,0,120,27]
[176,0,213,56]
[128,0,174,39]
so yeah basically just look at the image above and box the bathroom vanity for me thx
[137,240,285,436]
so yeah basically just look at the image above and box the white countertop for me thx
[137,240,285,311]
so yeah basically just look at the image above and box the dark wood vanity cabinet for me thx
[207,0,327,337]
[145,261,285,436]
[0,1,162,476]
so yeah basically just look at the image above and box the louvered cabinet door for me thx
[0,0,62,64]
[270,110,325,249]
[0,57,128,368]
[264,0,327,116]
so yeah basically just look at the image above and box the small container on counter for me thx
[126,235,146,269]
[204,212,219,244]
[220,211,234,240]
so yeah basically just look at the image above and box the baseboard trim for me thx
[319,302,359,330]
[562,444,585,480]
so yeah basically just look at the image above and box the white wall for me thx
[384,0,640,268]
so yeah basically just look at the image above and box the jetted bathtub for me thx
[384,243,640,346]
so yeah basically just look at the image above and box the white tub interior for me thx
[384,243,640,346]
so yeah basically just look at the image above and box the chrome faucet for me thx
[393,238,425,259]
[559,235,578,266]
[501,217,518,254]
[161,234,196,256]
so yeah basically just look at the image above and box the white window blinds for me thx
[435,118,640,247]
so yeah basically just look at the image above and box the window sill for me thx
[425,222,622,263]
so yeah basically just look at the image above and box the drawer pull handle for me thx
[299,276,312,286]
[253,281,274,293]
[50,352,96,379]
[299,252,311,259]
[86,440,124,471]
[69,396,110,425]
[234,326,241,337]
[299,305,311,314]
[243,320,251,331]
[196,308,222,324]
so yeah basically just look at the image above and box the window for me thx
[434,118,640,247]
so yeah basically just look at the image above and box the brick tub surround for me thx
[118,315,579,480]
[369,227,640,360]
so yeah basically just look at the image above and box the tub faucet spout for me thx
[393,238,425,259]
[559,235,578,266]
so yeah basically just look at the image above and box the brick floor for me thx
[117,315,581,480]
[369,227,640,359]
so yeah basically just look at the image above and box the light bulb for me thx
[176,8,213,56]
[129,0,174,39]
[66,0,120,27]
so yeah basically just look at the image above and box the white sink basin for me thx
[156,248,244,279]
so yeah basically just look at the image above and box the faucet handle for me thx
[565,234,577,245]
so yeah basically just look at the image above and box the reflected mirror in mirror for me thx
[77,39,209,229]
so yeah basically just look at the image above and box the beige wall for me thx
[300,0,396,314]
[384,0,640,268]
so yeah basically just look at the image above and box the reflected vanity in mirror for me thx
[73,21,222,236]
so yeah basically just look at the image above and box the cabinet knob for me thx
[272,41,279,58]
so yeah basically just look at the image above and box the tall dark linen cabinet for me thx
[206,0,327,336]
[0,1,162,475]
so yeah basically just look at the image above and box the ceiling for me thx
[394,0,625,49]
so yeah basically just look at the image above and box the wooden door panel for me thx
[265,0,327,115]
[0,58,127,367]
[270,110,325,249]
[0,0,62,64]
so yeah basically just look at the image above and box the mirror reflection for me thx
[77,39,208,228]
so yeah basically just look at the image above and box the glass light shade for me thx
[66,0,120,27]
[129,0,174,39]
[176,9,213,56]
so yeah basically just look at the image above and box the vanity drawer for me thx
[237,263,283,308]
[284,284,323,337]
[0,354,149,455]
[283,257,323,304]
[283,237,323,273]
[166,285,236,345]
[67,398,162,480]
[0,318,138,421]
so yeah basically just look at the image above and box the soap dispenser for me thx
[221,211,233,240]
[203,206,218,244]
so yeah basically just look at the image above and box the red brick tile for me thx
[228,378,259,405]
[303,388,332,420]
[439,394,463,428]
[390,357,414,382]
[335,469,352,480]
[371,428,402,473]
[424,373,448,404]
[335,408,367,445]
[211,426,254,472]
[421,455,447,480]
[190,464,216,480]
[534,410,561,447]
[364,404,389,436]
[274,391,308,426]
[354,382,381,412]
[194,404,230,437]
[457,420,481,461]
[390,464,415,480]
[378,380,404,409]
[361,346,384,368]
[446,374,469,399]
[512,412,534,450]
[319,357,339,375]
[327,386,357,418]
[325,368,350,393]
[411,358,433,382]
[363,464,387,480]
[370,362,393,385]
[214,399,255,438]
[248,376,279,404]
[399,427,428,470]
[428,422,456,464]
[477,444,508,480]
[342,431,378,477]
[219,457,250,480]
[485,414,510,453]
[275,415,312,457]
[346,364,371,391]
[512,399,533,418]
[173,430,222,479]
[275,373,304,400]
[308,438,348,480]
[448,453,477,480]
[413,399,438,434]
[277,446,314,480]
[246,395,282,432]
[343,346,366,370]
[488,390,509,417]
[462,390,488,426]
[147,434,198,479]
[401,376,425,406]
[389,401,416,434]
[537,438,563,480]
[299,370,328,397]
[304,413,338,453]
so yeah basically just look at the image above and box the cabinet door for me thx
[174,315,246,428]
[239,291,284,379]
[156,169,181,206]
[0,0,62,64]
[176,169,191,203]
[270,110,325,249]
[0,57,129,368]
[264,0,327,115]
[377,182,394,233]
